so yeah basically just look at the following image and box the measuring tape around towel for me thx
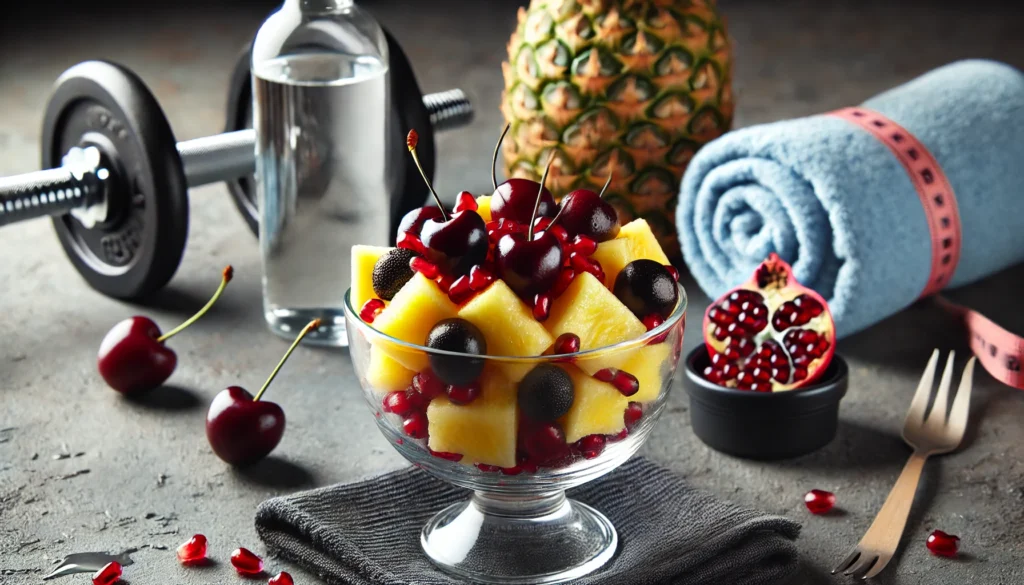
[830,107,1024,389]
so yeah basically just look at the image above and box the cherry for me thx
[426,318,487,386]
[97,266,233,394]
[489,124,557,224]
[518,364,574,422]
[206,319,320,466]
[92,561,121,585]
[372,248,417,300]
[926,530,960,558]
[803,489,836,514]
[176,534,208,564]
[398,205,446,237]
[614,259,679,319]
[269,572,295,585]
[230,547,264,575]
[557,173,620,242]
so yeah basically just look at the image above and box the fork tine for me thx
[925,351,956,425]
[862,552,892,580]
[905,349,940,427]
[946,356,976,442]
[832,549,860,574]
[844,554,877,578]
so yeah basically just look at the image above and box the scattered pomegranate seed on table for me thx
[176,534,208,564]
[92,562,121,585]
[926,530,960,557]
[269,571,295,585]
[230,547,264,575]
[803,489,836,514]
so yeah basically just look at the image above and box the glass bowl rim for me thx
[343,281,687,362]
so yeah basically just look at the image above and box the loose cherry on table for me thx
[97,266,233,394]
[406,129,488,277]
[206,319,321,466]
[489,123,557,225]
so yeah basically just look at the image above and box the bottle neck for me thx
[290,0,354,11]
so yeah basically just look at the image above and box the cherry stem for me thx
[406,130,448,221]
[156,266,233,343]
[528,152,556,242]
[491,123,510,191]
[597,170,614,198]
[253,318,321,402]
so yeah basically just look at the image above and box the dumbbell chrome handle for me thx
[179,130,258,188]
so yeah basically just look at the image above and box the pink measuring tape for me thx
[830,107,1024,389]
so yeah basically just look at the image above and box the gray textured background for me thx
[1,1,1023,583]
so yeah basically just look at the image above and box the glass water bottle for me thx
[251,0,392,346]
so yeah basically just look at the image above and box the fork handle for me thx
[859,452,929,546]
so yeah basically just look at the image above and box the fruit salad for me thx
[348,128,684,473]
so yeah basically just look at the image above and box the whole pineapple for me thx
[501,0,734,261]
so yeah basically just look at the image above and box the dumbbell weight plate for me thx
[225,25,436,244]
[42,60,188,300]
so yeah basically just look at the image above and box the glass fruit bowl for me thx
[343,283,687,584]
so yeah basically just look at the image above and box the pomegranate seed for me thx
[92,562,121,585]
[382,391,414,416]
[552,333,581,356]
[500,464,523,475]
[522,423,570,466]
[446,382,481,405]
[533,293,552,321]
[230,548,264,575]
[642,314,669,343]
[397,231,427,255]
[624,402,643,428]
[476,463,501,472]
[403,411,429,439]
[469,265,495,290]
[595,368,640,396]
[551,224,569,244]
[269,572,295,585]
[430,449,464,462]
[410,256,440,279]
[435,272,456,293]
[665,265,680,282]
[359,298,385,323]
[405,389,430,412]
[804,489,836,514]
[926,530,960,558]
[454,190,478,212]
[448,275,474,304]
[396,438,404,445]
[412,371,446,400]
[176,534,207,564]
[751,382,773,392]
[552,268,576,297]
[703,366,723,384]
[571,235,597,256]
[569,252,605,282]
[576,434,606,459]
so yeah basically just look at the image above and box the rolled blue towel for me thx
[676,59,1024,337]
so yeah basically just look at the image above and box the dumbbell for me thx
[0,36,472,301]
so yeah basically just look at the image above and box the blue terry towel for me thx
[676,59,1024,338]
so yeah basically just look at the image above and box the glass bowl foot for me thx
[421,490,617,584]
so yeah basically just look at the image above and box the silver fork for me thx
[832,349,976,580]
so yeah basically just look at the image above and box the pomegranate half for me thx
[702,253,836,392]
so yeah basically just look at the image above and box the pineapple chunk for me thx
[458,280,554,381]
[546,272,646,375]
[365,346,416,393]
[476,195,493,222]
[591,238,632,288]
[620,342,671,403]
[351,245,391,310]
[372,273,459,372]
[560,365,628,443]
[617,219,671,265]
[427,368,518,468]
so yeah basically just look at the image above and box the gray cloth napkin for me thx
[255,457,801,585]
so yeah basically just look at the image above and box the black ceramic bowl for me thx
[684,345,848,460]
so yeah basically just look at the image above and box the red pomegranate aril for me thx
[736,371,755,389]
[382,391,414,416]
[610,428,629,441]
[430,449,464,462]
[553,332,581,356]
[92,562,121,585]
[576,434,606,459]
[230,547,264,575]
[448,274,475,304]
[176,534,208,564]
[500,464,523,475]
[359,298,386,323]
[533,293,552,321]
[412,370,446,400]
[624,401,643,427]
[552,268,576,297]
[522,423,569,465]
[454,190,478,212]
[571,235,597,256]
[410,256,440,279]
[804,489,836,514]
[397,231,428,255]
[435,272,456,294]
[642,314,664,331]
[469,265,495,290]
[569,252,605,282]
[269,572,295,585]
[476,463,501,472]
[595,368,640,396]
[926,530,960,558]
[403,412,429,439]
[703,366,723,384]
[665,265,680,282]
[751,382,773,392]
[446,383,481,405]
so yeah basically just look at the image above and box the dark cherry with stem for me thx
[489,123,557,224]
[98,266,233,394]
[495,153,564,299]
[408,130,488,277]
[557,171,620,242]
[206,319,321,466]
